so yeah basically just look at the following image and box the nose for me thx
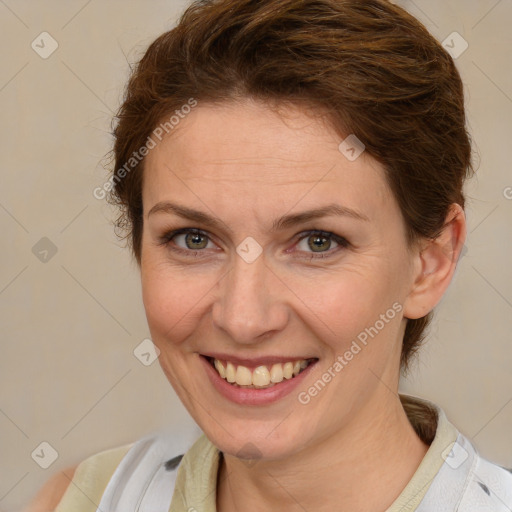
[211,250,289,344]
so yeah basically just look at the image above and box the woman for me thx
[29,0,512,510]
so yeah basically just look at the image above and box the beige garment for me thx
[56,394,458,511]
[54,443,133,512]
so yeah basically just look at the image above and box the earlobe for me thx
[402,204,466,320]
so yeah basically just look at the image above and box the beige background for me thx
[0,0,511,509]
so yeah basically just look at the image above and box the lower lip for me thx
[200,355,317,406]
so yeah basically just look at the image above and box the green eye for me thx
[159,228,211,258]
[294,230,349,259]
[305,233,335,252]
[180,231,209,250]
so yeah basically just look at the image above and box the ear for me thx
[402,203,467,320]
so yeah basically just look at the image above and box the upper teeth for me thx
[213,359,310,388]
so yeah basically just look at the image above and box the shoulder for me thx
[442,434,512,510]
[23,465,78,512]
[24,443,133,512]
[466,453,512,508]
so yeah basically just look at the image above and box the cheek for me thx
[141,262,190,344]
[288,265,398,344]
[141,257,218,346]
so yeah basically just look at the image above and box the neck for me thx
[216,393,430,512]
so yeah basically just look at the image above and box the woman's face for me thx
[141,99,418,460]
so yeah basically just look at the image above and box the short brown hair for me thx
[109,0,473,373]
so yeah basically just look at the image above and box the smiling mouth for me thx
[205,356,318,389]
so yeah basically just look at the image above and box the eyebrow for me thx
[147,201,369,234]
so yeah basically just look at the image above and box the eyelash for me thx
[158,228,349,260]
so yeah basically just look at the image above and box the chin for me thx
[198,413,315,462]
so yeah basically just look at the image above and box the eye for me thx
[294,230,349,259]
[159,228,214,257]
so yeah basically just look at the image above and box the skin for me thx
[24,467,76,511]
[28,97,466,511]
[140,97,466,512]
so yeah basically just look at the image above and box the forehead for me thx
[142,99,392,221]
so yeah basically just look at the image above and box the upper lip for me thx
[201,352,318,368]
